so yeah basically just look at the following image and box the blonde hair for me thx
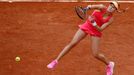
[110,1,119,10]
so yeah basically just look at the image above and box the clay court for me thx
[0,2,134,75]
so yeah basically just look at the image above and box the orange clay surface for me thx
[0,2,134,75]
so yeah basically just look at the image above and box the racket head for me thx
[75,6,87,20]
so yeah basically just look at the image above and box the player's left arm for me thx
[94,17,114,31]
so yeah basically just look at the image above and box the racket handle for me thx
[82,5,91,11]
[83,8,87,11]
[82,7,90,13]
[79,6,87,11]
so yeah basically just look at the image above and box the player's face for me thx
[107,4,117,13]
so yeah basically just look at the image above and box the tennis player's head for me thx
[107,1,119,13]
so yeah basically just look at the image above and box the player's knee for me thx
[93,52,105,59]
[92,51,101,58]
[69,41,78,47]
[93,52,99,58]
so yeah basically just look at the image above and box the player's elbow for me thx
[96,27,102,32]
[98,28,103,31]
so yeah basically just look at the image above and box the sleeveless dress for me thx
[79,8,112,37]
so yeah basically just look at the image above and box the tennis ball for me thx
[15,56,21,62]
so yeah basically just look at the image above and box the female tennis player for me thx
[47,1,119,75]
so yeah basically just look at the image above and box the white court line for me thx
[2,0,134,3]
[83,1,134,3]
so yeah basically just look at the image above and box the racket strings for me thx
[75,6,87,20]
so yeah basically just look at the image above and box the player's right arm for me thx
[86,4,106,10]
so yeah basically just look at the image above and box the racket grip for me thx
[83,5,91,11]
[83,7,90,11]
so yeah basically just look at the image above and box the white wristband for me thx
[87,5,92,9]
[92,21,97,26]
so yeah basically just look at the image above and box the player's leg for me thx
[56,29,87,61]
[90,36,115,75]
[47,29,87,69]
[90,36,109,65]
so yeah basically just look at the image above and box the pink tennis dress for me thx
[79,8,112,37]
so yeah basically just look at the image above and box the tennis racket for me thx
[75,6,88,20]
